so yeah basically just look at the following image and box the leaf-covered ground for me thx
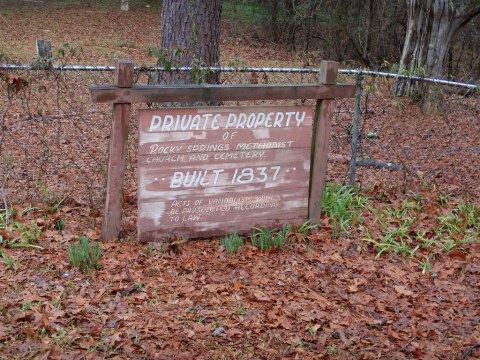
[1,222,479,359]
[1,1,479,359]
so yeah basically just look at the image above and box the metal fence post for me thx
[349,74,363,186]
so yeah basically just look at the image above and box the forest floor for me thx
[0,1,479,359]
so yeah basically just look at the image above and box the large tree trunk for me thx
[394,0,480,111]
[157,0,222,85]
[270,0,280,42]
[285,0,296,51]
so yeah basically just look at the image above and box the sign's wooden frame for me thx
[90,60,355,241]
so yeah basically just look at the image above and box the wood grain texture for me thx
[318,61,339,85]
[138,105,313,241]
[308,60,338,223]
[90,83,355,104]
[101,60,133,241]
[114,60,134,87]
[139,189,308,241]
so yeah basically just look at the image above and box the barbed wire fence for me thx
[0,61,478,215]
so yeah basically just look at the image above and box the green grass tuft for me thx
[221,230,243,254]
[68,235,102,274]
[321,183,368,237]
[363,196,479,267]
[250,225,291,252]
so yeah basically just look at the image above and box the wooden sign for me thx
[138,105,314,241]
[90,60,355,242]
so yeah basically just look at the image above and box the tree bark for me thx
[270,0,280,42]
[286,0,296,51]
[157,0,222,85]
[393,0,480,111]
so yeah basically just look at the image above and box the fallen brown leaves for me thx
[0,72,27,93]
[1,226,479,359]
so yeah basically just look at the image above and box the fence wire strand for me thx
[0,64,478,209]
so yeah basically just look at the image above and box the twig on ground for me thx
[329,155,401,171]
[356,159,401,171]
[400,336,417,352]
[460,344,480,360]
[125,267,134,284]
[122,284,141,296]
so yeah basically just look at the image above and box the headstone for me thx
[35,39,52,60]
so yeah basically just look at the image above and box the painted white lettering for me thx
[148,110,307,132]
[171,200,190,207]
[162,115,174,131]
[236,141,294,150]
[295,111,306,126]
[226,113,237,128]
[170,172,184,188]
[237,113,247,128]
[212,169,224,185]
[149,115,162,132]
[149,144,183,154]
[254,112,266,128]
[182,214,201,221]
[274,112,284,127]
[169,170,227,188]
[188,153,209,161]
[246,113,257,128]
[265,112,274,127]
[200,171,210,186]
[179,114,192,130]
[211,114,221,130]
[190,114,201,130]
[146,154,186,163]
[285,111,295,127]
[233,202,279,211]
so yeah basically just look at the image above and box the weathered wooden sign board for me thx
[89,60,355,242]
[138,106,313,241]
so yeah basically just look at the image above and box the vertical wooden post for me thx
[101,60,134,241]
[308,60,338,223]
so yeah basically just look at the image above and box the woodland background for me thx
[0,0,479,359]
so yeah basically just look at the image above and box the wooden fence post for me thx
[101,60,134,241]
[308,60,338,223]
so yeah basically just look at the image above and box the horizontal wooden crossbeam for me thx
[90,83,355,104]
